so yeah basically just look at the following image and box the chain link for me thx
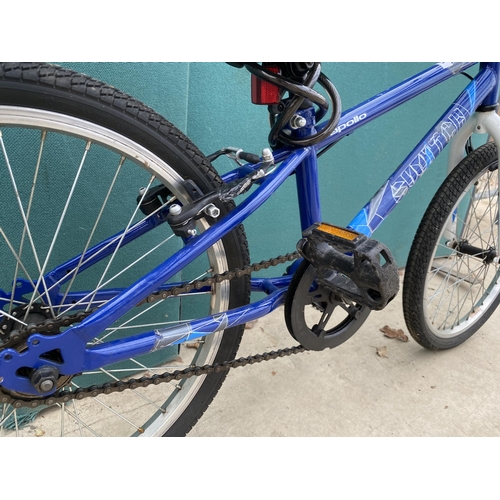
[1,251,305,409]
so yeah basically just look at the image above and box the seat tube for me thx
[293,107,322,231]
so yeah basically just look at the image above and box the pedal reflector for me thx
[316,223,359,241]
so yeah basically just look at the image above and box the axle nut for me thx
[31,365,59,394]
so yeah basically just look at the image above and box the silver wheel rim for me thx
[424,166,500,339]
[0,106,230,436]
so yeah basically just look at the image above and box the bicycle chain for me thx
[1,251,306,409]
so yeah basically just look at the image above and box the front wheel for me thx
[403,143,500,350]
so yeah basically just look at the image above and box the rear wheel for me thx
[0,63,250,436]
[403,143,500,350]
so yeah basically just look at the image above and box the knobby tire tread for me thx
[403,142,499,350]
[0,62,219,187]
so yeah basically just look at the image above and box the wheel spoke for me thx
[0,308,28,326]
[85,175,156,312]
[24,141,92,319]
[95,267,213,341]
[58,156,126,314]
[59,402,102,437]
[0,130,52,315]
[437,263,484,329]
[406,144,500,348]
[0,67,247,436]
[35,206,173,316]
[98,367,166,413]
[8,130,46,314]
[58,231,177,317]
[69,381,148,434]
[0,227,37,295]
[89,297,167,345]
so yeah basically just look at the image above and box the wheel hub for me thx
[0,303,74,399]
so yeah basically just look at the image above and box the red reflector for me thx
[251,66,281,105]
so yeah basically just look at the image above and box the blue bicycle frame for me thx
[2,62,499,394]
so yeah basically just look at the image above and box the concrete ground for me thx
[188,278,500,437]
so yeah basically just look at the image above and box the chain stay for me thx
[1,251,304,409]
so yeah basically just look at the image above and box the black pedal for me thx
[296,223,399,310]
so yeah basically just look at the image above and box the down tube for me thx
[348,67,498,236]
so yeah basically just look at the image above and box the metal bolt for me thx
[169,204,182,216]
[39,379,55,392]
[289,115,307,129]
[204,204,220,218]
[138,187,147,196]
[187,229,197,236]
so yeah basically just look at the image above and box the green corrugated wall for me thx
[62,62,479,268]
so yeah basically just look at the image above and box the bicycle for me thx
[0,61,499,437]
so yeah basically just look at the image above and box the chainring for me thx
[284,260,370,351]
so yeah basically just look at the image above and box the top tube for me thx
[313,62,478,153]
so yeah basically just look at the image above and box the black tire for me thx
[403,142,500,350]
[0,63,250,436]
